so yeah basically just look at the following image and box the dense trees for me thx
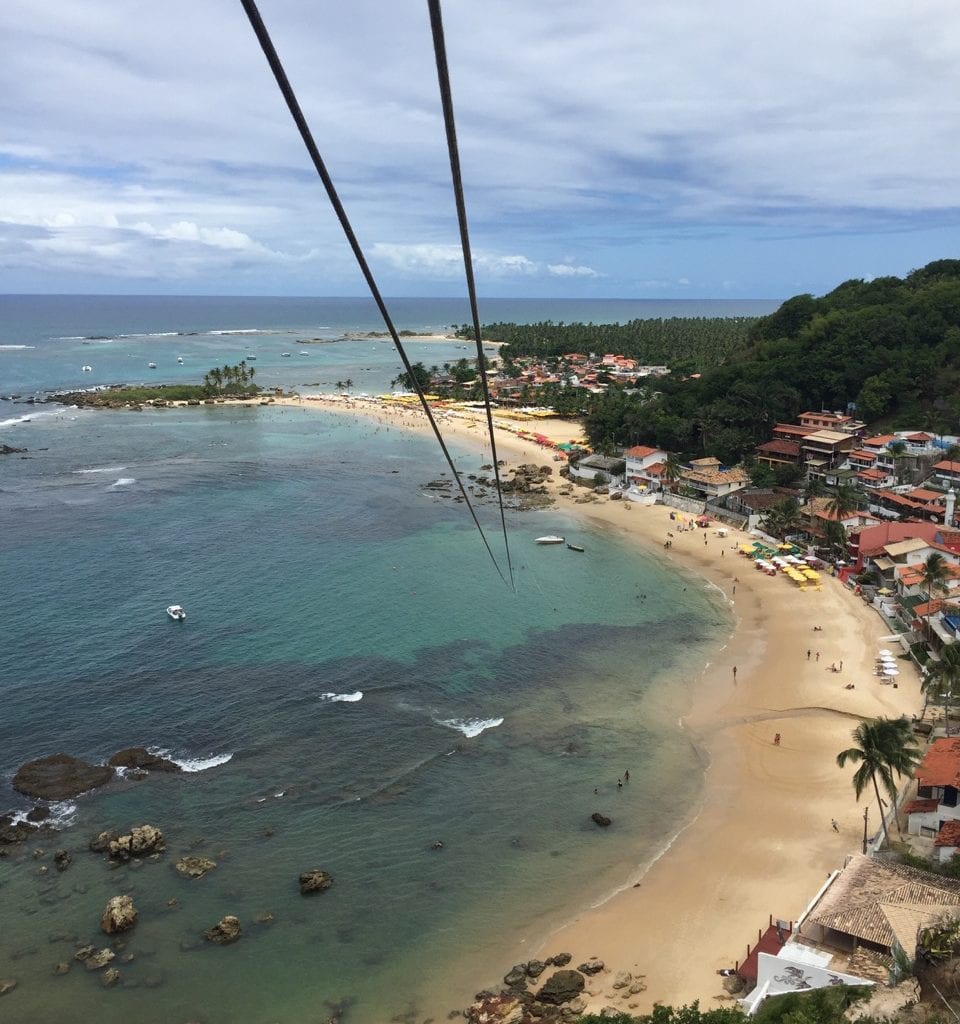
[560,260,960,460]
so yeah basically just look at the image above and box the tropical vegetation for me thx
[836,718,921,846]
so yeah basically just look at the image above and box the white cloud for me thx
[548,263,600,278]
[371,243,538,279]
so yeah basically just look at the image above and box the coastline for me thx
[274,393,923,1016]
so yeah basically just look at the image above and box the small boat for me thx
[166,604,186,622]
[246,354,257,360]
[535,535,565,545]
[148,361,157,369]
[281,352,292,357]
[177,356,184,364]
[566,543,585,552]
[81,364,92,372]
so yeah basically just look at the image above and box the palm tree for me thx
[923,643,960,736]
[888,439,908,485]
[662,452,682,493]
[919,552,951,642]
[836,718,921,847]
[825,482,860,521]
[761,497,803,539]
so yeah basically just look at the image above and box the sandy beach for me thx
[276,393,923,1015]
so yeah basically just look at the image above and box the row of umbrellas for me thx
[877,648,900,676]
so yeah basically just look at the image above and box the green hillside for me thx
[583,259,960,462]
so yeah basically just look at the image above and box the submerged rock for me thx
[101,967,121,987]
[54,849,72,872]
[12,753,114,800]
[204,915,242,945]
[0,815,37,845]
[175,855,217,879]
[590,812,611,827]
[84,948,116,971]
[101,894,138,934]
[90,831,118,853]
[299,868,333,895]
[108,747,182,772]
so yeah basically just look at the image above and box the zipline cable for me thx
[239,0,508,585]
[427,0,515,591]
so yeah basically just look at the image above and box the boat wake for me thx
[109,477,136,488]
[0,344,35,350]
[74,465,127,474]
[319,691,364,703]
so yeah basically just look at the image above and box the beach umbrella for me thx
[878,649,894,656]
[883,668,900,676]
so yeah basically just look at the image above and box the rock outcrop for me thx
[590,812,611,827]
[107,824,164,861]
[12,753,114,800]
[204,916,242,945]
[299,868,333,895]
[83,948,116,971]
[108,747,182,772]
[53,849,72,872]
[101,894,138,934]
[535,970,585,1005]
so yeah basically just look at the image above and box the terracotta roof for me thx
[807,854,960,949]
[907,432,935,442]
[917,738,960,789]
[855,521,942,557]
[773,423,814,438]
[624,445,660,458]
[936,821,960,848]
[904,798,940,815]
[858,469,887,481]
[934,461,960,474]
[757,439,801,456]
[644,462,665,476]
[874,490,924,509]
[682,467,750,486]
[850,450,878,462]
[689,456,721,467]
[909,489,945,503]
[914,598,946,619]
[866,434,897,447]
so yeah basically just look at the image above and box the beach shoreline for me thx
[268,392,925,1016]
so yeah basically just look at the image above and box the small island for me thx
[49,361,261,409]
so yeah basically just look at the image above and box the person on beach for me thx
[732,665,737,680]
[839,660,843,672]
[831,818,839,832]
[816,651,820,661]
[617,778,623,789]
[774,733,781,746]
[806,649,811,660]
[624,769,630,782]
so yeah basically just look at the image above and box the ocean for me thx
[0,295,765,1024]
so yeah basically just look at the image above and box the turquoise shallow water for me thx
[0,297,735,1024]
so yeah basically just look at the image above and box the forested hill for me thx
[584,259,960,463]
[459,317,755,371]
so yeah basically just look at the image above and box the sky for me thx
[2,0,960,300]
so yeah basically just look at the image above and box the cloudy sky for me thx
[3,1,960,299]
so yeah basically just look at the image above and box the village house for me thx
[755,438,802,469]
[849,521,948,576]
[907,739,960,854]
[932,460,960,490]
[678,457,750,500]
[566,453,626,486]
[623,444,668,492]
[798,410,862,433]
[804,497,879,547]
[800,430,857,476]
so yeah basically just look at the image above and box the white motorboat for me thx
[166,604,186,622]
[148,361,157,369]
[81,364,92,372]
[535,535,565,545]
[177,356,184,364]
[281,352,292,357]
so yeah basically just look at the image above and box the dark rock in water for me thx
[536,969,585,1005]
[108,747,182,773]
[54,849,72,872]
[54,962,70,976]
[547,952,572,967]
[525,959,547,979]
[299,868,333,895]
[0,444,27,455]
[175,855,217,879]
[577,958,604,975]
[26,805,51,823]
[0,815,37,845]
[74,945,95,962]
[254,910,276,925]
[101,894,138,934]
[13,753,114,801]
[0,979,17,996]
[101,967,121,987]
[464,992,522,1024]
[90,830,118,853]
[108,824,165,860]
[590,812,611,827]
[204,915,242,945]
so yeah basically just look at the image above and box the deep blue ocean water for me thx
[0,296,756,1024]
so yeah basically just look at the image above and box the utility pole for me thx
[862,806,869,855]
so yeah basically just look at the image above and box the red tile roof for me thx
[934,461,960,475]
[936,820,960,848]
[854,521,942,557]
[916,738,960,789]
[850,450,878,462]
[624,445,660,458]
[907,432,935,442]
[858,468,887,481]
[866,434,897,446]
[757,439,801,456]
[644,462,665,476]
[904,798,940,815]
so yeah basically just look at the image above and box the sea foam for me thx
[320,691,363,703]
[150,749,234,772]
[435,716,504,738]
[109,477,136,488]
[74,465,127,474]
